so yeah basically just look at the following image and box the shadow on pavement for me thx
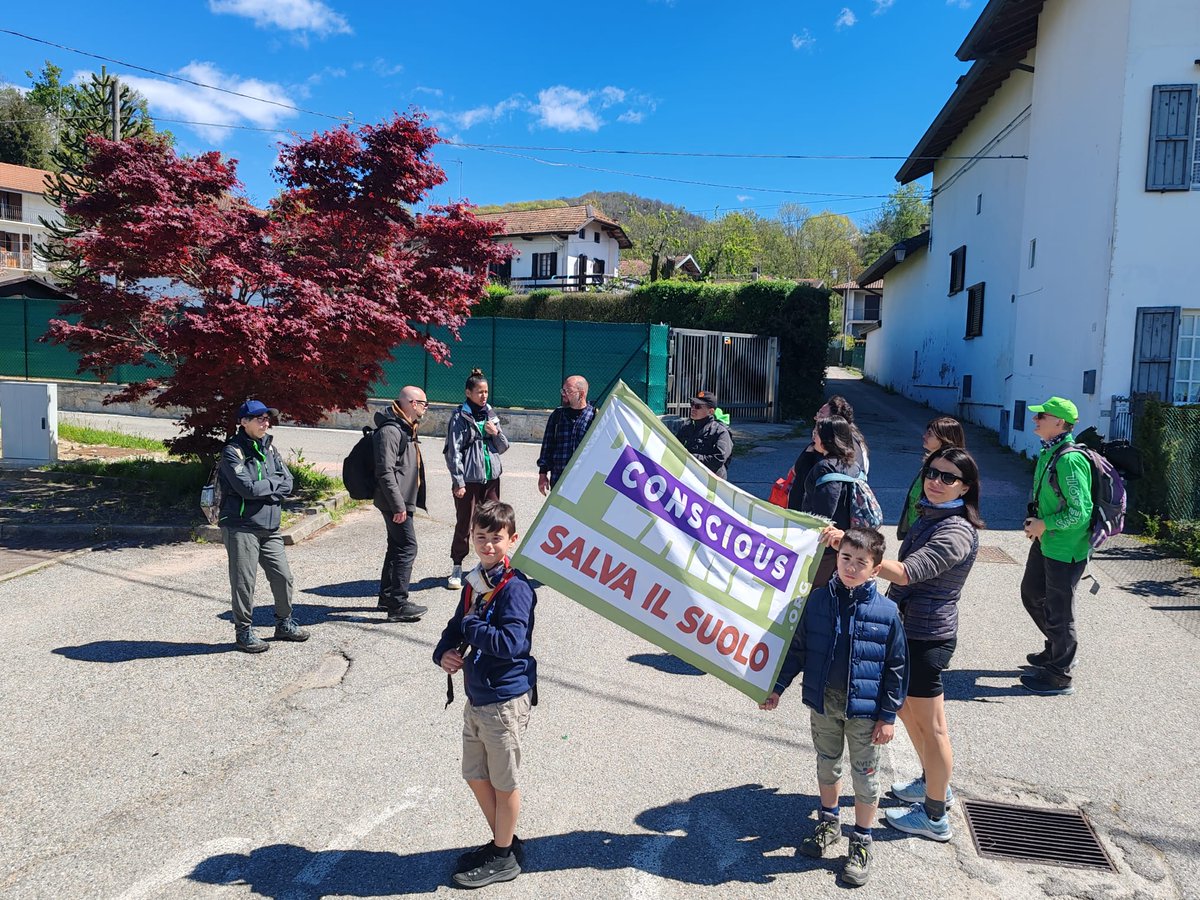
[1124,578,1200,598]
[303,580,378,598]
[627,652,705,676]
[188,784,840,895]
[943,668,1026,702]
[53,641,234,662]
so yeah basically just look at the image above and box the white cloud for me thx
[534,86,602,132]
[737,195,752,202]
[371,58,404,78]
[119,62,299,142]
[946,0,971,7]
[617,110,645,124]
[599,86,626,107]
[209,0,351,36]
[835,7,858,29]
[873,0,895,13]
[791,29,816,50]
[412,85,444,98]
[449,96,527,129]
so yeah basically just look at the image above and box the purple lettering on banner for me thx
[604,444,796,591]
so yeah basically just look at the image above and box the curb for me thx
[0,491,356,547]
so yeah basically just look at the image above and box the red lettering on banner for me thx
[749,642,770,672]
[696,614,720,645]
[543,524,639,600]
[539,524,569,555]
[716,625,739,656]
[580,547,600,578]
[558,537,586,569]
[600,555,626,583]
[732,632,750,664]
[610,567,637,601]
[677,606,703,634]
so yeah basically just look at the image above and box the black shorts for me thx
[906,637,957,698]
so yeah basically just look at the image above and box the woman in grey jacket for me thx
[443,368,510,590]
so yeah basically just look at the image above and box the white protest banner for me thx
[511,380,828,703]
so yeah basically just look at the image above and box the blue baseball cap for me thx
[237,400,278,420]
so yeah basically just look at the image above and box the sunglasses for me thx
[247,414,271,423]
[922,466,965,486]
[408,398,429,408]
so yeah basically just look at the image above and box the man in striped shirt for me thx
[538,375,595,495]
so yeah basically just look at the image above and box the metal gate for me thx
[667,328,780,422]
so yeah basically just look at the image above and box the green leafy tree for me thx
[0,88,53,168]
[860,183,929,266]
[797,211,860,284]
[37,68,162,274]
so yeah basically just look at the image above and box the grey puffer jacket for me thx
[373,407,426,514]
[218,429,292,531]
[443,402,510,488]
[887,504,979,640]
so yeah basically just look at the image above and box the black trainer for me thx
[1020,673,1074,696]
[385,601,427,623]
[235,626,269,653]
[274,617,310,642]
[1025,650,1050,668]
[457,836,524,873]
[452,848,520,888]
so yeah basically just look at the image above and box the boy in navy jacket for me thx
[760,527,908,887]
[434,501,537,889]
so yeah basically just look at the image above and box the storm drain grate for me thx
[962,800,1116,872]
[975,546,1018,565]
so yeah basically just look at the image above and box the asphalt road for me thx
[1,373,1195,898]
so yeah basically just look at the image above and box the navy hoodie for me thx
[433,569,537,706]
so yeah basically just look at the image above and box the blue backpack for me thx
[815,472,885,529]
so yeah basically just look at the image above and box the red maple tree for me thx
[48,114,508,455]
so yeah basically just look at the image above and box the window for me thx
[0,191,22,222]
[594,258,605,276]
[965,282,985,339]
[976,193,982,215]
[962,374,973,399]
[579,228,586,238]
[1013,399,1026,431]
[1174,310,1200,403]
[1082,370,1097,394]
[863,295,880,320]
[949,245,966,295]
[1147,84,1197,191]
[532,252,557,279]
[594,231,600,243]
[1028,238,1037,269]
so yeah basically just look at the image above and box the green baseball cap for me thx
[1028,396,1078,424]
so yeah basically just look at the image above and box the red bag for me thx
[769,468,794,507]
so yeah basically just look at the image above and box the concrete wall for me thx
[8,378,556,442]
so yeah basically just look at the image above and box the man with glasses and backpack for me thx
[1019,396,1093,696]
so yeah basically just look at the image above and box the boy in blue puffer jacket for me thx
[434,501,537,890]
[760,527,908,887]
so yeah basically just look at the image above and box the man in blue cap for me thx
[218,399,310,653]
[1020,396,1092,696]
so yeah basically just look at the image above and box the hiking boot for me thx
[885,802,952,842]
[385,601,427,623]
[456,836,523,874]
[1025,649,1051,668]
[799,817,842,858]
[1020,673,1075,696]
[842,834,873,886]
[446,565,463,591]
[235,626,269,654]
[452,848,520,888]
[890,775,956,808]
[274,617,310,642]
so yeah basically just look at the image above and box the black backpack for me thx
[342,422,400,500]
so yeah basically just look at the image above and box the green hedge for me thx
[477,280,830,415]
[1133,398,1200,523]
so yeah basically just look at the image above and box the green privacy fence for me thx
[0,296,669,413]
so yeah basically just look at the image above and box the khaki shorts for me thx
[462,692,531,792]
[809,686,883,805]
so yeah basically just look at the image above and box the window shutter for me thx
[965,282,985,338]
[548,252,557,277]
[1130,306,1181,401]
[949,246,966,295]
[1146,84,1197,191]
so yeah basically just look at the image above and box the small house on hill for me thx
[0,162,57,275]
[478,204,633,291]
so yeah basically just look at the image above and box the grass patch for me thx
[58,423,167,452]
[1137,514,1200,567]
[286,449,343,500]
[46,458,209,503]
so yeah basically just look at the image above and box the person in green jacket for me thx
[1019,396,1092,696]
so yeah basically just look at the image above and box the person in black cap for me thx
[675,389,733,478]
[217,399,310,653]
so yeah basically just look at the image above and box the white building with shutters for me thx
[860,0,1200,454]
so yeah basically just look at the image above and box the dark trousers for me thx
[451,480,501,564]
[1020,539,1086,683]
[222,527,293,629]
[379,510,418,610]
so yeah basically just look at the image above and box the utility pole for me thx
[111,76,121,141]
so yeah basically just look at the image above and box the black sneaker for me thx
[799,817,842,858]
[1020,673,1075,695]
[274,617,310,642]
[456,836,523,874]
[385,601,427,623]
[452,849,520,888]
[235,627,269,653]
[1025,650,1050,668]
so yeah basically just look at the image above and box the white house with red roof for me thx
[861,0,1200,452]
[476,204,633,291]
[0,162,57,275]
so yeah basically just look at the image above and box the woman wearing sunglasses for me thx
[800,415,864,587]
[896,417,966,540]
[823,446,983,843]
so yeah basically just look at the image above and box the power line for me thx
[0,28,351,122]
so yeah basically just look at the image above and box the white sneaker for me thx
[446,565,463,591]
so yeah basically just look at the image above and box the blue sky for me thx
[2,0,982,225]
